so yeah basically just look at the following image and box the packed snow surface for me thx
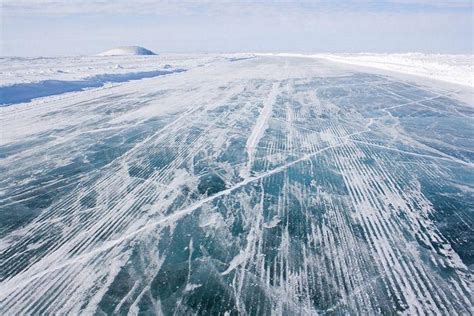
[98,46,156,56]
[0,54,472,314]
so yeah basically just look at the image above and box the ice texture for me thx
[0,55,472,314]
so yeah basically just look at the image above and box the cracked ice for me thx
[0,55,473,314]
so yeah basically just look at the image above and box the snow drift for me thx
[315,53,473,88]
[98,46,156,56]
[0,69,185,106]
[258,53,473,88]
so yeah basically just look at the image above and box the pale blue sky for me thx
[1,0,473,56]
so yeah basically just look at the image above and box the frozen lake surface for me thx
[0,55,472,314]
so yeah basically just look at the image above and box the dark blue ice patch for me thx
[198,174,226,196]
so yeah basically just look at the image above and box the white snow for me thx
[258,53,474,88]
[240,82,279,178]
[263,216,281,228]
[0,54,215,87]
[98,46,156,56]
[316,53,474,88]
[184,283,202,292]
[0,53,253,87]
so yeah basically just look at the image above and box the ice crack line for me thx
[352,139,473,167]
[0,140,350,295]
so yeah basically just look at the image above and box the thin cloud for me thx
[2,0,472,17]
[2,0,472,56]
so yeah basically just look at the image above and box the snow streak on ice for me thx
[0,55,472,314]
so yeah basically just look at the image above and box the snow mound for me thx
[98,46,156,56]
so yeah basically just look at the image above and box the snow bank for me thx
[0,53,252,105]
[0,54,223,87]
[0,69,185,106]
[257,53,473,88]
[98,46,156,56]
[314,53,473,88]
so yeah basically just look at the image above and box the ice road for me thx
[0,55,472,314]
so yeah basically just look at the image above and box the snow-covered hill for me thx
[98,46,156,56]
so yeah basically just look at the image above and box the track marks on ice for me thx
[0,56,472,314]
[241,82,280,179]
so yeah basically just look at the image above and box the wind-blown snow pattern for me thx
[0,55,472,315]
